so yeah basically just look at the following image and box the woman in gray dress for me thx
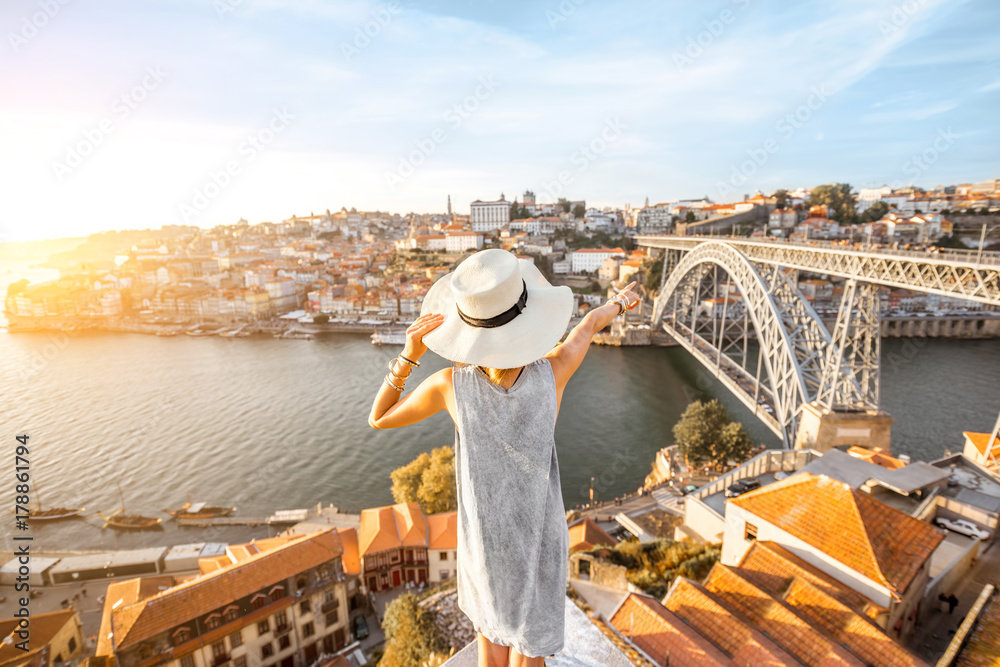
[369,248,639,667]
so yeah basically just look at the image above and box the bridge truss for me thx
[640,236,993,446]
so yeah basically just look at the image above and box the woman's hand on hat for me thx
[403,312,445,361]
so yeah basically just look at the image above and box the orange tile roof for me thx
[359,502,429,555]
[568,517,616,552]
[847,446,906,470]
[609,593,729,666]
[730,474,943,595]
[0,609,78,666]
[782,576,927,667]
[663,578,798,666]
[963,431,1000,457]
[704,564,864,666]
[426,511,457,550]
[738,541,884,619]
[105,528,344,650]
[337,527,361,575]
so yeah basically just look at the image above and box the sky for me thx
[1,0,998,241]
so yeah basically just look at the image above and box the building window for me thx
[180,655,195,667]
[390,551,399,563]
[257,619,269,636]
[439,552,448,561]
[296,577,307,591]
[303,622,314,638]
[441,570,449,580]
[261,642,274,659]
[68,638,77,653]
[269,586,284,603]
[251,594,266,610]
[234,657,247,667]
[212,641,226,660]
[745,522,758,542]
[173,627,191,645]
[229,630,242,648]
[326,609,339,626]
[300,599,311,614]
[278,634,290,650]
[275,610,287,629]
[206,614,221,630]
[224,606,239,623]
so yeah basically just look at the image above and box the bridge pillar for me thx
[793,401,894,453]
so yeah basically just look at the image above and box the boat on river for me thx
[100,482,163,530]
[164,501,237,519]
[371,329,407,345]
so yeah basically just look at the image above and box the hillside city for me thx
[3,178,1000,667]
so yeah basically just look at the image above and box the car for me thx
[725,478,762,498]
[935,517,990,540]
[351,614,369,640]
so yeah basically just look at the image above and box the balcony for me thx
[274,624,291,638]
[321,598,340,613]
[211,655,230,667]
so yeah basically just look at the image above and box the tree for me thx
[312,313,330,324]
[558,198,571,213]
[859,200,889,223]
[773,189,790,209]
[644,256,664,293]
[685,211,695,222]
[672,399,755,468]
[572,204,586,218]
[808,183,857,224]
[380,593,444,667]
[390,446,456,514]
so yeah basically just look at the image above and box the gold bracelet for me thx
[398,354,420,367]
[384,375,404,392]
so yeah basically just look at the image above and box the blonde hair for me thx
[454,362,522,387]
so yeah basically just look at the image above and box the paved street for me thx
[908,537,1000,662]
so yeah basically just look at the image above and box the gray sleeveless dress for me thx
[452,357,569,658]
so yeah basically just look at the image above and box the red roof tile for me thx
[427,512,457,551]
[568,517,617,552]
[359,502,429,555]
[0,609,78,666]
[730,474,943,595]
[609,593,729,666]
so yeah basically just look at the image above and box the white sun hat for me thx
[418,248,575,368]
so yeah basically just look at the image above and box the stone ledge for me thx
[442,595,634,666]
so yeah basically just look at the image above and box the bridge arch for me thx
[654,242,831,445]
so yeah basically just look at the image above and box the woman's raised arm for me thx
[368,312,451,429]
[545,281,639,390]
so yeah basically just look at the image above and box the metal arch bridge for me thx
[635,235,1000,446]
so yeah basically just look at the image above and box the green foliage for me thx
[572,204,586,218]
[312,313,330,324]
[379,593,444,667]
[808,183,857,224]
[591,538,721,598]
[644,256,663,293]
[558,198,571,213]
[773,189,790,209]
[673,399,755,468]
[390,446,457,514]
[859,201,890,223]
